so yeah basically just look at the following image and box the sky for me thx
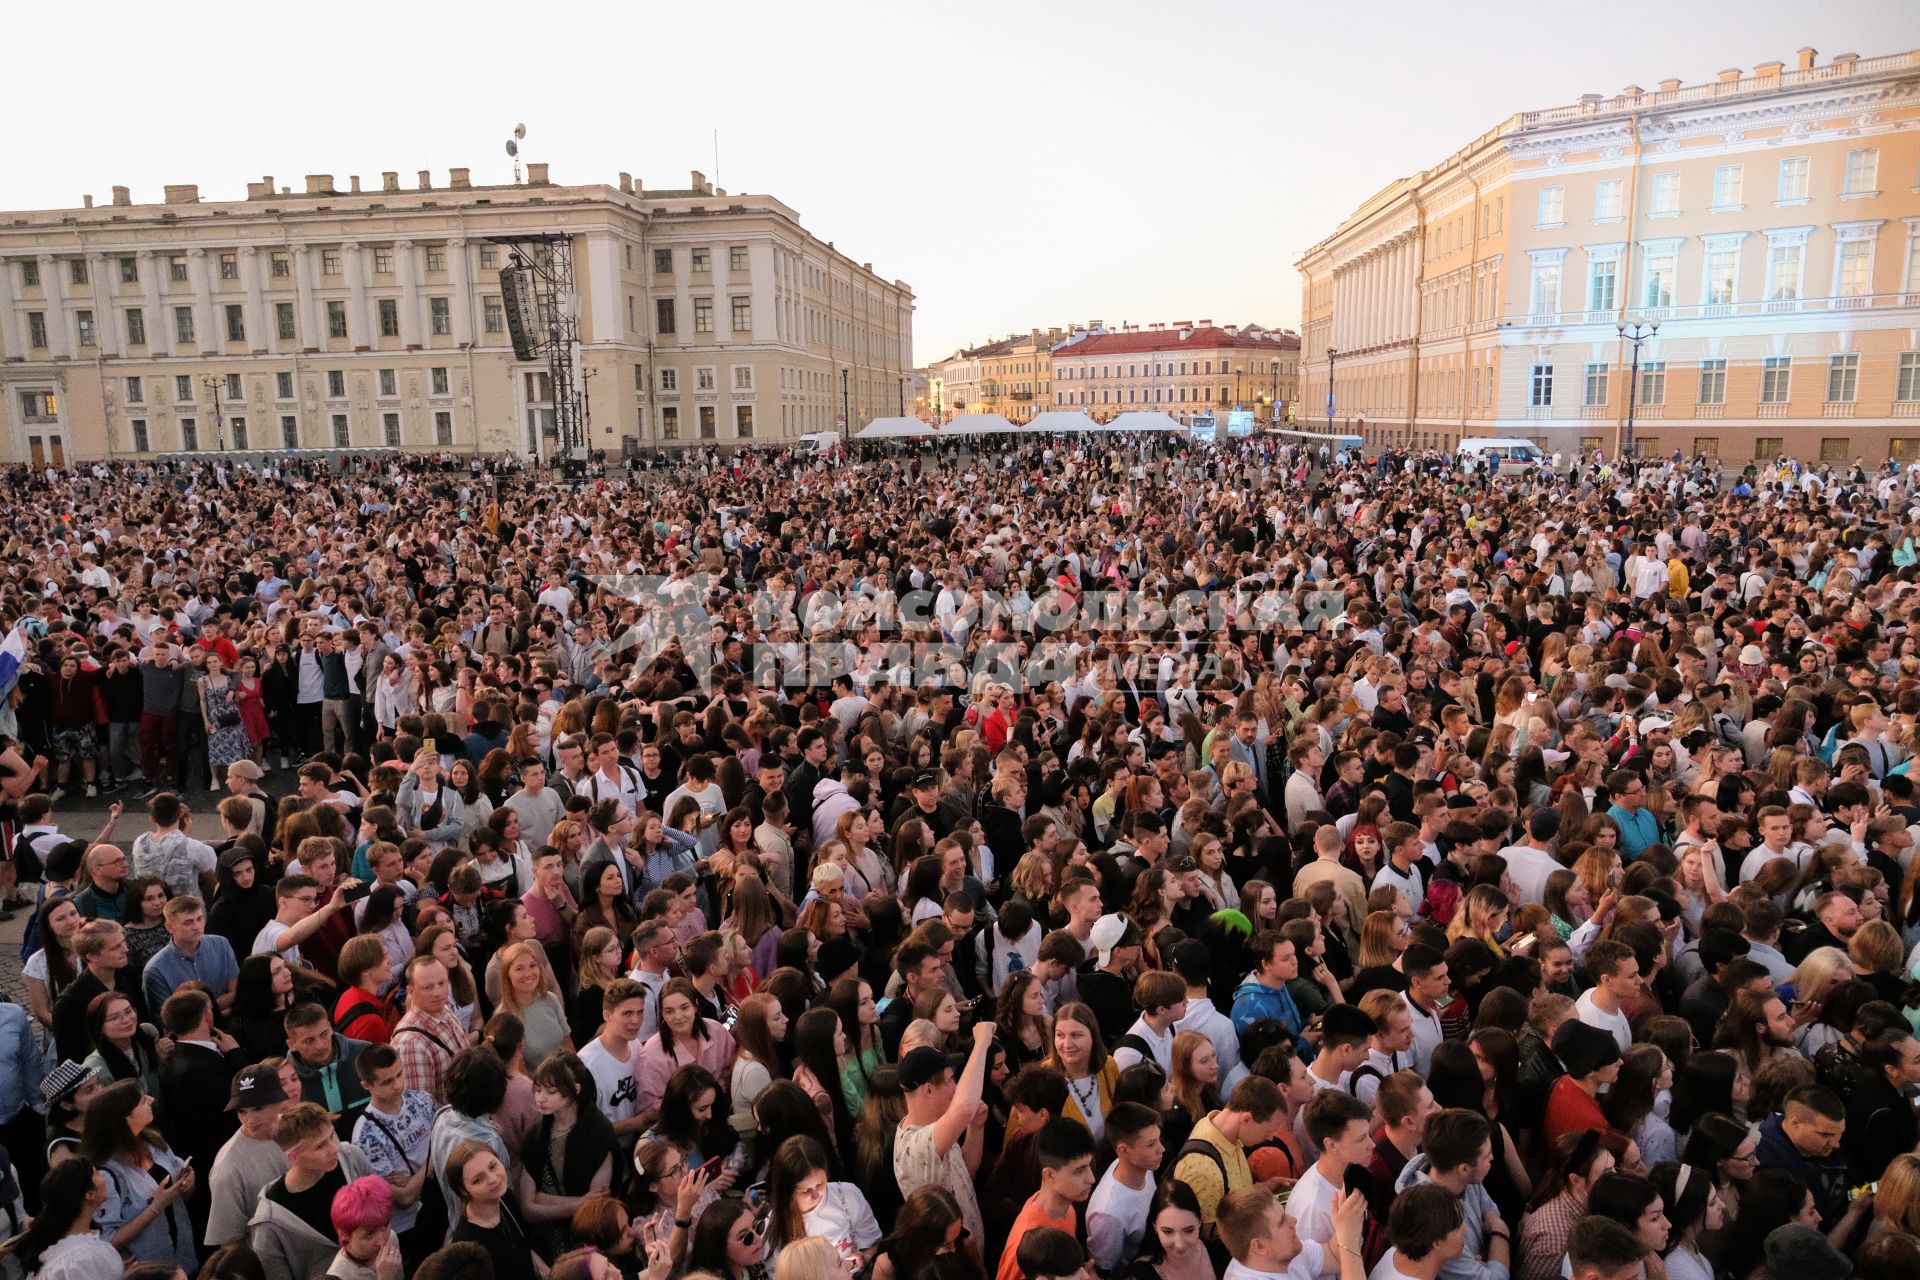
[8,0,1917,366]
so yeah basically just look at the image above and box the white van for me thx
[1457,437,1546,474]
[797,431,843,455]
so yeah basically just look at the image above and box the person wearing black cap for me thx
[1497,810,1561,907]
[894,1021,997,1260]
[206,1060,293,1248]
[1538,1021,1620,1160]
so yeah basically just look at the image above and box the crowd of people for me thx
[0,432,1915,1280]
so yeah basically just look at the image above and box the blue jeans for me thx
[108,720,140,781]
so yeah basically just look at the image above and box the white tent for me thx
[1104,411,1188,433]
[939,413,1017,436]
[853,416,937,439]
[1020,411,1103,433]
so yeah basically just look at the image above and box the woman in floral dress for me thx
[199,653,253,773]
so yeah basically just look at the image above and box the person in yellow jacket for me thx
[1667,553,1690,600]
[1044,1003,1119,1141]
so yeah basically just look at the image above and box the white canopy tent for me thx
[853,416,937,439]
[1103,411,1189,433]
[1020,411,1103,433]
[939,413,1018,436]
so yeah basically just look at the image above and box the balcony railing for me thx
[1634,403,1666,419]
[1756,402,1790,417]
[1894,402,1920,417]
[1823,401,1856,418]
[1516,51,1920,128]
[1695,403,1724,419]
[1581,403,1611,418]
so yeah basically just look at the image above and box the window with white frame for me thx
[1836,238,1875,297]
[1761,356,1791,403]
[732,366,753,391]
[1778,157,1810,203]
[1584,362,1609,406]
[659,368,678,392]
[1589,256,1618,311]
[1649,173,1680,215]
[1698,359,1726,404]
[1529,363,1553,407]
[1827,354,1860,402]
[1844,149,1880,196]
[1702,238,1742,305]
[332,413,350,447]
[435,411,453,445]
[1712,165,1744,210]
[1765,232,1809,300]
[276,372,293,399]
[1594,179,1624,221]
[1641,244,1677,307]
[1908,233,1920,296]
[1638,362,1666,405]
[1537,186,1565,226]
[1899,352,1920,403]
[695,366,716,392]
[1528,253,1563,315]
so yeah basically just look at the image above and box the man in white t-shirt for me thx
[252,874,355,968]
[894,1024,996,1258]
[1085,1101,1163,1275]
[1497,811,1563,907]
[1574,940,1638,1053]
[1285,1091,1374,1278]
[579,980,649,1147]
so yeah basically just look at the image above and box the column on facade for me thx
[84,253,115,357]
[39,256,70,358]
[296,246,322,347]
[344,243,370,345]
[240,248,266,351]
[448,239,472,346]
[138,251,165,355]
[396,241,421,347]
[190,249,217,355]
[0,261,19,358]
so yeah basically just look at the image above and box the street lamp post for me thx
[1269,361,1278,424]
[1325,347,1339,434]
[841,367,850,433]
[1616,315,1660,462]
[201,375,226,452]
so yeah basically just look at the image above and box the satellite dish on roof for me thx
[513,123,527,140]
[505,140,519,157]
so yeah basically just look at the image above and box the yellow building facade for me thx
[1298,48,1920,462]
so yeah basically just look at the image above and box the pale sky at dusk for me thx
[7,0,1915,366]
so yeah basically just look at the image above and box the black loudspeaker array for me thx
[499,266,542,362]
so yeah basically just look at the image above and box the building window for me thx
[1766,240,1805,300]
[76,311,94,347]
[168,256,188,282]
[130,419,148,453]
[327,370,346,397]
[125,376,143,404]
[225,373,241,400]
[1844,148,1880,196]
[219,253,238,281]
[1698,359,1727,404]
[1836,241,1873,297]
[483,297,503,333]
[435,411,452,445]
[173,307,194,344]
[1712,165,1744,210]
[383,412,401,446]
[1777,157,1810,202]
[279,414,300,448]
[429,297,450,335]
[1754,436,1782,460]
[17,391,56,422]
[735,405,753,437]
[732,366,755,393]
[431,367,449,395]
[1704,247,1738,304]
[1893,438,1920,461]
[426,246,446,273]
[479,247,497,270]
[1536,186,1565,226]
[378,299,400,337]
[174,375,192,402]
[1529,363,1553,407]
[659,368,678,392]
[729,246,748,272]
[372,248,394,275]
[1638,362,1666,405]
[691,248,711,272]
[276,301,295,341]
[327,301,348,339]
[661,407,679,439]
[120,257,138,283]
[1584,362,1609,406]
[1820,437,1849,462]
[696,367,716,392]
[379,369,397,397]
[271,253,290,278]
[1827,353,1860,403]
[19,260,38,287]
[123,308,145,346]
[1899,353,1920,403]
[321,250,341,276]
[68,259,87,285]
[656,299,676,334]
[1589,259,1617,311]
[698,405,716,438]
[1528,261,1561,314]
[24,311,45,348]
[731,297,751,332]
[693,298,714,333]
[1761,356,1791,403]
[635,364,646,392]
[225,304,245,343]
[1649,173,1680,215]
[179,417,198,451]
[276,372,293,399]
[230,416,248,450]
[1642,247,1676,308]
[332,413,350,447]
[654,249,672,274]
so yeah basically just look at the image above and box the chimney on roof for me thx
[418,170,432,191]
[1717,68,1741,85]
[618,172,633,193]
[383,172,399,192]
[111,185,131,206]
[1198,318,1212,326]
[691,169,707,192]
[82,194,93,209]
[1833,53,1859,74]
[1755,59,1784,80]
[715,187,725,196]
[246,180,270,199]
[1796,47,1817,71]
[1659,77,1682,92]
[449,167,472,189]
[527,162,549,184]
[304,174,333,195]
[349,175,362,193]
[1620,84,1643,99]
[163,184,200,205]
